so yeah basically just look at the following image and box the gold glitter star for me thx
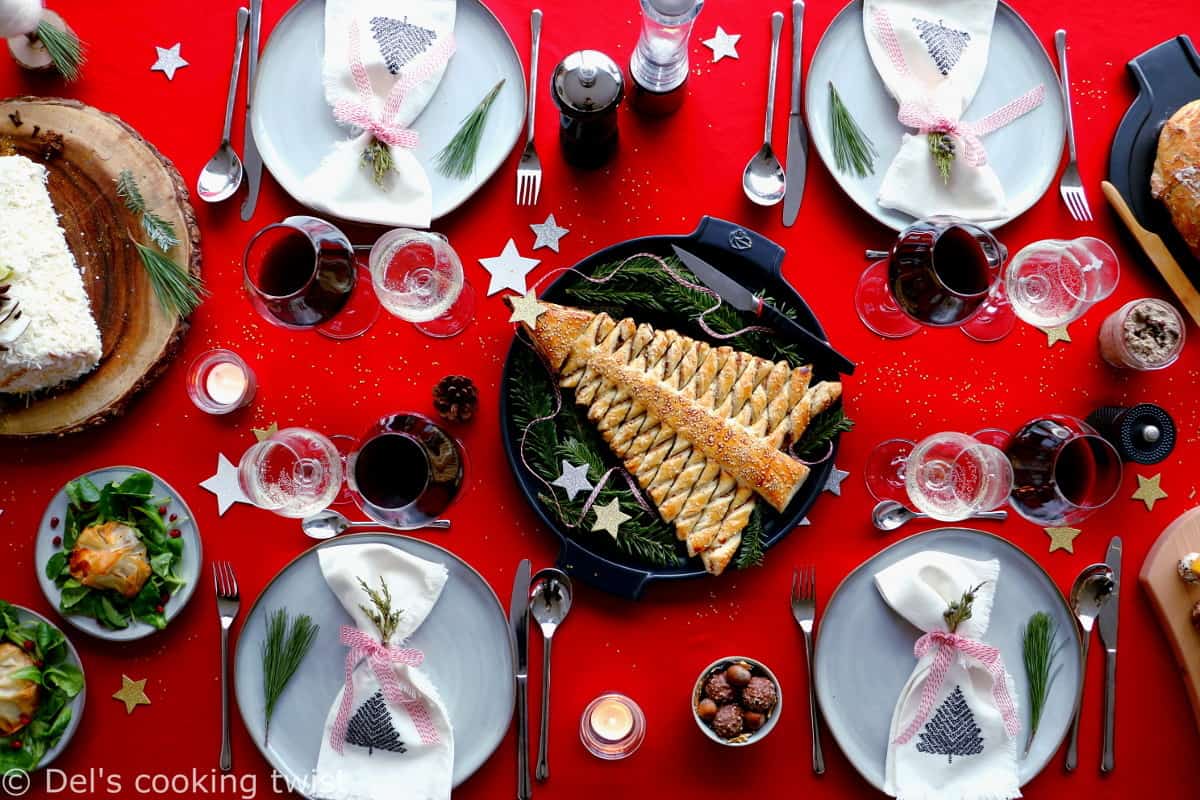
[1040,325,1071,347]
[508,290,548,329]
[112,675,151,714]
[252,422,279,442]
[1045,526,1081,553]
[591,499,631,541]
[1132,473,1168,512]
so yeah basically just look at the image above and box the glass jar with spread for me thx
[1098,297,1186,370]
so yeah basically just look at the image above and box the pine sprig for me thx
[357,577,402,645]
[436,79,505,179]
[34,21,86,82]
[943,582,987,633]
[734,508,766,569]
[115,169,204,317]
[1022,611,1062,756]
[829,82,876,178]
[261,609,319,743]
[794,408,854,458]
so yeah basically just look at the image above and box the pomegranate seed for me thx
[169,514,178,522]
[50,516,60,529]
[52,536,62,547]
[155,605,164,614]
[157,506,167,516]
[33,659,42,668]
[9,740,20,750]
[160,594,170,604]
[20,640,33,652]
[169,529,181,539]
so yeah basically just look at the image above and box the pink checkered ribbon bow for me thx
[871,7,1044,168]
[332,22,456,150]
[330,626,442,753]
[893,630,1020,746]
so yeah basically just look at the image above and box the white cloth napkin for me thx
[313,544,455,800]
[874,551,1021,800]
[298,0,456,228]
[863,0,1038,221]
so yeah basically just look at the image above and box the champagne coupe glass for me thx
[238,427,344,518]
[1004,237,1119,329]
[369,229,476,338]
[243,215,380,340]
[905,432,1014,522]
[1006,414,1123,525]
[857,215,1015,342]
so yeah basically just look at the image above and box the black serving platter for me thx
[1109,35,1200,284]
[498,216,845,600]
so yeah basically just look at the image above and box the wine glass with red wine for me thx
[1005,415,1123,525]
[856,215,1015,342]
[243,215,380,340]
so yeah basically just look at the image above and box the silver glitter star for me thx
[151,43,189,81]
[530,214,570,252]
[551,460,594,501]
[199,454,253,515]
[591,499,631,540]
[823,465,850,496]
[703,27,741,62]
[479,239,540,296]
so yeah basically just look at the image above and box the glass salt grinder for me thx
[629,0,704,114]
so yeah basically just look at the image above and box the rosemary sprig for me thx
[357,577,402,645]
[1022,611,1062,756]
[928,131,955,184]
[436,79,505,179]
[943,582,987,633]
[115,169,205,317]
[361,138,394,187]
[33,21,85,82]
[829,82,876,178]
[261,609,319,743]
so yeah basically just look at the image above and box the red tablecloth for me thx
[1,1,1196,798]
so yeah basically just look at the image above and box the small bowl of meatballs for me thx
[692,656,782,746]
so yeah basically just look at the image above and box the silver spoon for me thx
[197,7,249,203]
[530,568,573,783]
[742,11,787,206]
[871,499,1008,531]
[1064,563,1115,771]
[301,508,451,539]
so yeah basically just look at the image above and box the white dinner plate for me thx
[234,534,514,794]
[35,466,203,642]
[815,528,1082,791]
[806,0,1065,231]
[8,604,86,771]
[252,0,526,226]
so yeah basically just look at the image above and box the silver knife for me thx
[509,559,532,800]
[670,245,855,375]
[1097,536,1121,773]
[781,0,808,227]
[240,0,263,222]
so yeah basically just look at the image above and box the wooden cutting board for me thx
[0,96,201,438]
[1140,505,1200,733]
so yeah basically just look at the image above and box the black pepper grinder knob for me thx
[1086,403,1176,464]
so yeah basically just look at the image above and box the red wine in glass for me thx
[353,433,430,509]
[1005,415,1123,525]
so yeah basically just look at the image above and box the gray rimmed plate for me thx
[814,528,1082,790]
[34,466,203,642]
[806,0,1065,231]
[234,534,514,793]
[251,0,526,226]
[8,604,86,770]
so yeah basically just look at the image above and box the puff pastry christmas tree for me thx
[513,300,841,575]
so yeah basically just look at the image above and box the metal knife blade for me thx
[1098,537,1121,650]
[671,245,856,375]
[1097,536,1121,773]
[509,559,531,675]
[240,0,263,222]
[782,0,807,227]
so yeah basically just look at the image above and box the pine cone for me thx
[433,375,478,423]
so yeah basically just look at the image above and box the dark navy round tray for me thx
[1109,35,1200,283]
[498,216,844,599]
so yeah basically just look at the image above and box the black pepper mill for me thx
[1086,403,1176,465]
[551,50,624,169]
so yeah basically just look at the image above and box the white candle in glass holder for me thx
[187,349,256,414]
[206,362,248,405]
[580,694,645,759]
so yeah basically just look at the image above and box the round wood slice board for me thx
[0,96,200,438]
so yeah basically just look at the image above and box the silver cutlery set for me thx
[1066,537,1121,772]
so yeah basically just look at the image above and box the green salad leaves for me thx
[45,473,186,630]
[0,601,84,773]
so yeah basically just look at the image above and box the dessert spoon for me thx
[742,12,787,206]
[197,7,248,203]
[1065,563,1115,771]
[531,568,573,782]
[871,499,1007,531]
[301,509,450,539]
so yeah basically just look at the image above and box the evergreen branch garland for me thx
[794,408,854,458]
[436,79,505,179]
[115,170,204,317]
[733,508,766,569]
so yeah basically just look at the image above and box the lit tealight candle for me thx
[187,349,257,415]
[580,694,645,760]
[205,362,248,406]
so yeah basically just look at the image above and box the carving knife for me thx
[781,0,807,227]
[670,245,855,375]
[509,559,532,800]
[1097,536,1122,773]
[240,0,263,222]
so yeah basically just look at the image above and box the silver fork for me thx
[1054,29,1091,221]
[791,566,825,774]
[214,561,241,772]
[516,9,543,206]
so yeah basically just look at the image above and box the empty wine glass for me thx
[865,438,915,504]
[1006,414,1123,525]
[905,432,1014,522]
[237,427,344,518]
[857,215,1015,342]
[369,229,476,338]
[1004,237,1119,328]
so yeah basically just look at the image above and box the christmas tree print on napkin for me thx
[345,692,408,756]
[915,685,984,764]
[370,16,437,75]
[913,18,971,75]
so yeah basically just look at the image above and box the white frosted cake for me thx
[0,155,102,394]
